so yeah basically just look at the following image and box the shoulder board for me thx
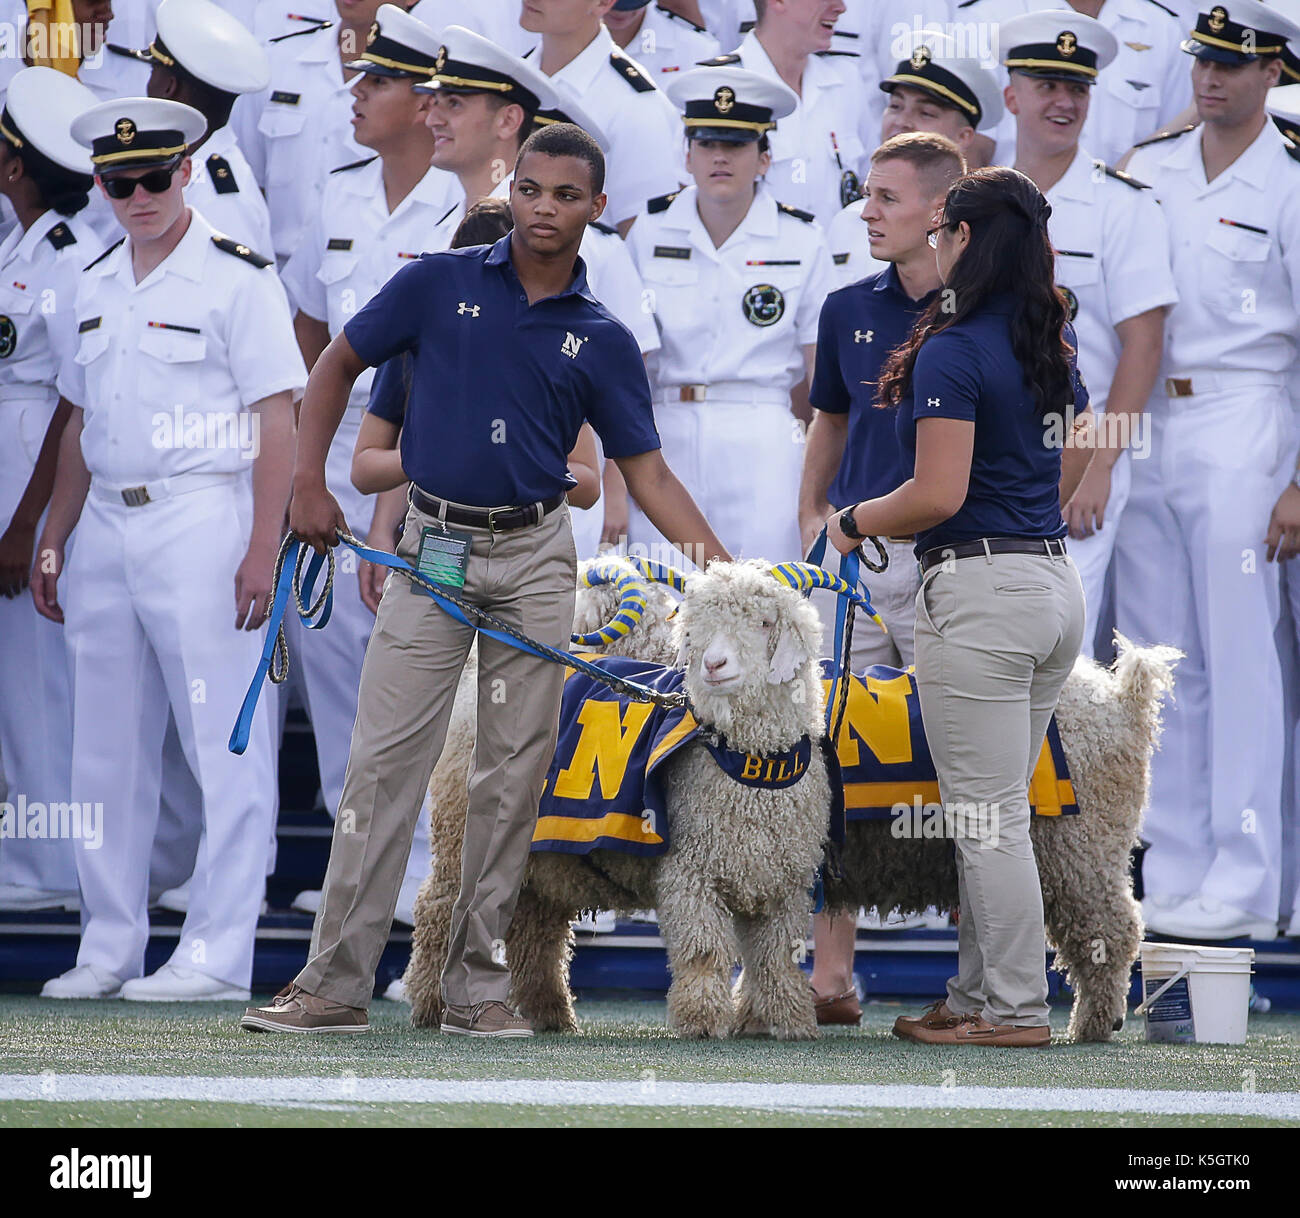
[104,42,138,60]
[289,11,329,21]
[778,201,816,223]
[45,222,77,250]
[269,21,331,43]
[1101,162,1151,189]
[696,53,741,67]
[956,0,982,8]
[611,50,656,92]
[83,236,124,272]
[739,20,755,33]
[435,202,459,226]
[1132,122,1197,148]
[211,235,272,267]
[647,189,681,214]
[206,154,240,194]
[1142,0,1178,17]
[656,4,707,33]
[1284,136,1300,165]
[330,154,379,174]
[814,49,859,58]
[588,219,618,236]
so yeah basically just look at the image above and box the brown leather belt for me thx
[1165,377,1194,397]
[409,485,564,533]
[920,536,1067,574]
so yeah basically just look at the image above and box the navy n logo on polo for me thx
[346,233,660,508]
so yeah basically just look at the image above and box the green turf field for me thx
[2,995,1297,1127]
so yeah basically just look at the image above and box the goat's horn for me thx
[769,562,888,634]
[571,560,649,646]
[624,555,693,593]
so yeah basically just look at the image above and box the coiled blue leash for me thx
[228,530,687,755]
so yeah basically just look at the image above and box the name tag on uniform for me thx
[653,245,691,260]
[415,525,472,589]
[270,90,301,105]
[326,238,353,251]
[79,316,101,332]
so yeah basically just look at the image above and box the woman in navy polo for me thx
[828,167,1092,1048]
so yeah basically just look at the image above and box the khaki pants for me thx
[294,498,577,1010]
[914,549,1085,1027]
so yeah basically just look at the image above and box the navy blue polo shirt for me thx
[347,234,660,507]
[809,265,934,506]
[896,293,1088,556]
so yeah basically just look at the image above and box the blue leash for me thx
[228,531,688,755]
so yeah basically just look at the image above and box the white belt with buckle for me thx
[91,471,240,508]
[1164,370,1286,398]
[658,382,790,406]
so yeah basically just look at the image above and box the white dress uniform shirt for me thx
[626,181,836,562]
[1045,147,1177,656]
[0,209,102,903]
[59,208,307,480]
[54,205,307,988]
[231,22,366,261]
[528,25,682,227]
[1113,121,1300,926]
[722,30,871,227]
[409,0,537,55]
[958,0,1193,167]
[184,124,275,257]
[611,5,722,80]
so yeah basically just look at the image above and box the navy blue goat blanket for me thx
[531,657,1075,858]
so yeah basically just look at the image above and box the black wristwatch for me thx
[839,504,865,541]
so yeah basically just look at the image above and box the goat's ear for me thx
[768,619,811,685]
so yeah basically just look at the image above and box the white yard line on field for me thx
[2,1075,1298,1119]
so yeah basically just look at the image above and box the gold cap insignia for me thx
[366,20,379,46]
[115,117,136,146]
[1208,6,1228,32]
[1057,30,1078,56]
[714,85,735,113]
[910,44,932,70]
[434,45,447,74]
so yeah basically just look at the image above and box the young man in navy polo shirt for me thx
[797,131,966,1024]
[243,124,730,1037]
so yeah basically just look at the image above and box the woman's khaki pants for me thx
[914,548,1085,1027]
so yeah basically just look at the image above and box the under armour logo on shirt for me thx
[457,302,480,317]
[854,329,873,343]
[928,397,941,408]
[561,331,588,359]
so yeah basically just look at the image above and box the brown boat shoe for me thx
[908,1011,1051,1048]
[893,998,964,1041]
[812,984,862,1026]
[239,984,369,1034]
[441,999,533,1038]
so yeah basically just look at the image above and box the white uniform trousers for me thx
[0,392,77,896]
[1069,446,1133,660]
[1282,555,1300,931]
[63,480,276,986]
[288,414,431,904]
[1113,388,1296,920]
[813,537,919,672]
[628,394,803,567]
[0,534,77,894]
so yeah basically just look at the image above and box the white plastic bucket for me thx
[1136,942,1254,1044]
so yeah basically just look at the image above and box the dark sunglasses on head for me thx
[101,161,181,199]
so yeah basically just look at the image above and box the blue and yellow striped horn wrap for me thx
[769,562,887,633]
[570,560,649,646]
[624,556,692,594]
